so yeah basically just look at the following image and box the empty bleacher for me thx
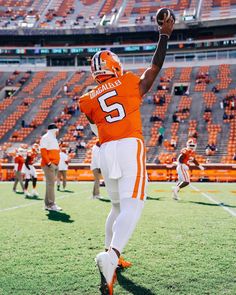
[0,0,236,30]
[0,63,236,165]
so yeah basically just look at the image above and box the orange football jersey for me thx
[27,149,37,165]
[79,72,143,144]
[178,148,196,166]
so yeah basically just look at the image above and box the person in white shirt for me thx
[57,147,69,191]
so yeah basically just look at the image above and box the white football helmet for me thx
[186,138,197,150]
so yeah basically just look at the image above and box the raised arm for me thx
[139,15,174,97]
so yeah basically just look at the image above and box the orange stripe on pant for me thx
[140,145,146,200]
[132,140,146,200]
[180,165,189,182]
[132,140,142,199]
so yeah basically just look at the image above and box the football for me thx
[156,8,176,26]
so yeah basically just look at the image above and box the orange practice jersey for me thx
[14,155,24,171]
[178,148,196,166]
[79,72,143,144]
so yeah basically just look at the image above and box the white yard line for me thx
[0,189,90,213]
[191,184,236,217]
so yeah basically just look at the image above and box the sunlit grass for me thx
[0,182,236,295]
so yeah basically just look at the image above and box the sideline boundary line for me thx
[191,184,236,217]
[0,189,90,213]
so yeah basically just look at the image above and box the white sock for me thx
[105,202,120,249]
[108,248,118,266]
[110,198,144,253]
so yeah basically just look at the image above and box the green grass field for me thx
[1,182,236,295]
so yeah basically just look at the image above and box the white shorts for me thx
[90,144,101,170]
[22,164,37,179]
[100,137,147,204]
[177,164,190,182]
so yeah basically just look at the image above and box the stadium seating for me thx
[0,63,236,166]
[0,0,236,29]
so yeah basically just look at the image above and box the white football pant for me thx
[177,163,190,183]
[100,137,147,253]
[22,164,37,179]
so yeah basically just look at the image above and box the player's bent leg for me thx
[13,177,18,192]
[179,181,189,189]
[105,200,120,249]
[24,178,32,197]
[32,177,39,197]
[110,198,145,254]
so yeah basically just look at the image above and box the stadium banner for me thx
[1,164,236,182]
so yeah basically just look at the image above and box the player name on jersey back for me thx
[90,80,122,99]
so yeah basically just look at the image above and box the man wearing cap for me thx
[40,123,61,211]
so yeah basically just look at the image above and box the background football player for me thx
[172,138,205,200]
[57,147,69,191]
[22,143,39,197]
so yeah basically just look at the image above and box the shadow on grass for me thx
[98,197,111,203]
[146,196,160,201]
[189,201,236,208]
[46,211,74,223]
[57,189,75,193]
[25,196,43,201]
[15,191,24,195]
[63,189,75,193]
[116,270,156,295]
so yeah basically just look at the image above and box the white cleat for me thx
[24,190,32,198]
[172,188,180,201]
[45,204,62,211]
[31,189,39,197]
[95,252,118,295]
[91,195,100,200]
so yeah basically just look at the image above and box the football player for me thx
[79,15,174,294]
[22,143,39,197]
[172,138,204,200]
[57,147,69,191]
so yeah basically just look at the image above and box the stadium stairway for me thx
[27,72,75,143]
[0,97,37,144]
[57,71,91,141]
[0,93,25,126]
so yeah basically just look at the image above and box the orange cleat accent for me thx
[107,272,117,295]
[118,256,132,269]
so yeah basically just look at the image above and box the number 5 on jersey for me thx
[98,90,126,123]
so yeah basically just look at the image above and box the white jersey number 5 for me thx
[98,90,125,123]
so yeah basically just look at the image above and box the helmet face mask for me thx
[186,139,197,151]
[91,50,123,84]
[17,148,24,156]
